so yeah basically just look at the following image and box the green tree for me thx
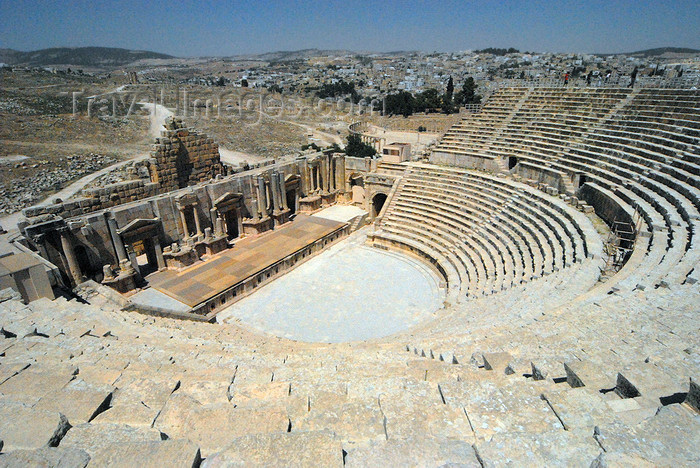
[415,88,441,112]
[442,76,456,114]
[455,77,481,106]
[345,134,377,158]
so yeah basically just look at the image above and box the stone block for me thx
[35,379,113,425]
[0,365,77,406]
[86,439,201,468]
[203,431,342,468]
[346,438,480,468]
[154,393,289,457]
[0,447,90,467]
[294,400,385,444]
[59,422,163,458]
[0,401,70,451]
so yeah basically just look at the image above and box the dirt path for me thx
[0,100,173,230]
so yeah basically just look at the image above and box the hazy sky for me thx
[1,0,698,56]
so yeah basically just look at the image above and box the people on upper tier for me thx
[563,72,570,86]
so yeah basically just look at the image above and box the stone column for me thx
[216,216,225,236]
[335,154,346,193]
[298,159,309,194]
[322,157,330,194]
[209,207,218,229]
[257,176,268,217]
[31,234,49,260]
[193,204,203,237]
[178,207,189,237]
[278,173,288,210]
[314,165,321,192]
[270,173,281,215]
[107,217,128,264]
[127,248,139,275]
[59,227,83,285]
[236,209,243,236]
[153,236,166,270]
[250,199,260,221]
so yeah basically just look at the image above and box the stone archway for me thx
[348,172,365,204]
[371,192,388,219]
[285,174,301,215]
[508,156,518,170]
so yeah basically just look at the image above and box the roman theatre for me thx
[0,86,699,466]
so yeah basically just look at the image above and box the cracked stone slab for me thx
[595,404,700,465]
[345,438,481,467]
[203,431,343,468]
[58,423,163,459]
[0,365,77,406]
[475,428,602,467]
[0,401,70,451]
[35,379,113,425]
[0,447,90,468]
[294,400,386,445]
[154,393,289,457]
[85,439,201,468]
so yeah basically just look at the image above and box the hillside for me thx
[0,46,174,67]
[595,47,700,57]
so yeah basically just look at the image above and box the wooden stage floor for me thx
[147,215,346,308]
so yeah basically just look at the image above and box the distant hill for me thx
[0,47,175,67]
[230,49,355,62]
[596,47,700,57]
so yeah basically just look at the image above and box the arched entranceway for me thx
[224,210,239,239]
[74,245,100,281]
[508,156,518,170]
[349,173,365,204]
[286,189,297,215]
[285,174,301,216]
[371,193,388,219]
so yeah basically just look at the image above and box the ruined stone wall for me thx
[151,117,224,191]
[22,179,161,220]
[21,117,225,221]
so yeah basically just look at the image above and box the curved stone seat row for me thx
[371,164,597,300]
[434,87,700,287]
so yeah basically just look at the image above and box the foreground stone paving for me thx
[0,276,697,466]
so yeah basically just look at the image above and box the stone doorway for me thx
[224,210,239,239]
[371,193,388,219]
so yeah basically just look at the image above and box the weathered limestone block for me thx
[541,387,619,430]
[86,439,201,468]
[0,447,90,467]
[154,393,289,457]
[203,431,343,468]
[89,401,159,428]
[59,423,163,458]
[595,404,700,465]
[294,400,385,444]
[345,438,480,468]
[35,379,113,425]
[482,352,515,374]
[381,398,474,442]
[0,401,70,451]
[228,381,291,407]
[564,360,617,390]
[0,365,77,406]
[475,428,602,467]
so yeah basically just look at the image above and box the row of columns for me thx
[251,171,288,220]
[299,154,345,196]
[178,202,202,238]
